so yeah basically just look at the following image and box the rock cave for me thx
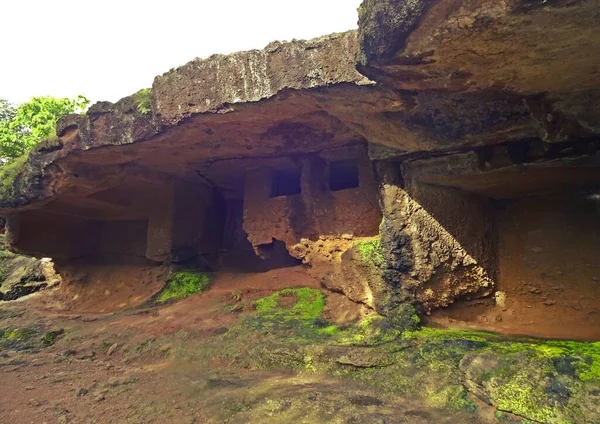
[1,1,600,338]
[3,1,600,422]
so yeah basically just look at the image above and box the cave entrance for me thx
[328,160,359,191]
[401,137,600,339]
[217,196,302,272]
[428,186,600,340]
[256,239,302,270]
[270,168,302,198]
[492,190,600,339]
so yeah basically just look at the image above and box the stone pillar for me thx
[146,180,213,262]
[4,214,20,247]
[376,160,497,312]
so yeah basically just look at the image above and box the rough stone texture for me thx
[400,138,600,199]
[0,235,60,301]
[153,31,371,125]
[358,0,600,94]
[242,145,381,249]
[357,0,600,153]
[290,236,398,314]
[460,351,600,423]
[377,162,496,312]
[357,0,432,64]
[0,1,599,318]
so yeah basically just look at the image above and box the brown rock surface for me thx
[0,1,599,330]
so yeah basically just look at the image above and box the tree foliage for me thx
[0,95,89,162]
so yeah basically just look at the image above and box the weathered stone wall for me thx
[99,220,148,257]
[7,179,215,265]
[292,235,399,314]
[496,191,600,330]
[153,31,368,125]
[0,234,61,301]
[243,145,381,251]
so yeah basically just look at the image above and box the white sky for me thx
[0,0,362,104]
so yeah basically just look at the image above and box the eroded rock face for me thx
[290,236,398,314]
[0,1,599,319]
[0,236,60,301]
[358,0,600,94]
[153,32,370,125]
[358,0,600,152]
[377,163,496,312]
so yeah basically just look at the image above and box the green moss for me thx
[134,88,152,114]
[0,326,64,351]
[247,290,423,348]
[156,270,210,303]
[543,340,600,382]
[405,327,600,377]
[183,295,600,424]
[494,410,507,421]
[0,155,28,200]
[401,330,599,422]
[213,286,600,422]
[403,327,497,343]
[248,289,418,347]
[255,288,325,321]
[427,385,476,412]
[337,315,403,346]
[2,328,31,341]
[249,288,339,341]
[472,337,600,383]
[492,374,557,422]
[355,237,384,268]
[41,329,64,346]
[0,236,15,280]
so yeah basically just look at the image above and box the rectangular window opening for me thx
[270,169,302,198]
[329,160,359,191]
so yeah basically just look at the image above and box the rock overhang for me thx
[2,0,599,213]
[1,0,599,318]
[0,31,372,211]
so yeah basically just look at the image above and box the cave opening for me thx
[256,238,303,270]
[217,196,266,272]
[427,183,600,340]
[328,160,359,191]
[218,196,302,272]
[270,168,302,198]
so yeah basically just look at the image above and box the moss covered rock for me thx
[211,288,600,422]
[460,350,600,423]
[156,270,210,303]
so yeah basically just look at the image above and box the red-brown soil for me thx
[0,267,504,424]
[31,256,167,314]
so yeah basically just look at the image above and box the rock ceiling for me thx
[1,0,599,213]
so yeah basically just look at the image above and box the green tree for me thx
[0,95,89,162]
